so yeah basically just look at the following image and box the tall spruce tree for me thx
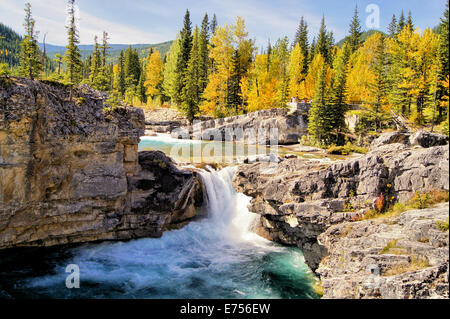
[64,0,82,84]
[367,34,388,131]
[437,0,449,121]
[117,50,126,96]
[100,31,110,67]
[211,14,218,35]
[308,65,332,143]
[329,43,351,141]
[199,13,210,92]
[397,10,406,33]
[294,16,309,75]
[315,16,333,65]
[181,27,201,122]
[406,11,414,30]
[388,14,397,36]
[347,5,362,53]
[174,9,193,104]
[227,49,242,112]
[89,36,101,84]
[19,2,42,80]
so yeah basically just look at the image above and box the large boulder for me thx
[0,78,203,250]
[233,132,449,275]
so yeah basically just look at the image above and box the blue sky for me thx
[0,0,447,47]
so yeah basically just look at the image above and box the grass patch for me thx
[312,279,324,298]
[360,190,449,221]
[383,255,430,276]
[436,219,449,232]
[327,142,368,155]
[380,239,402,254]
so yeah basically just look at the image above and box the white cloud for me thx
[0,0,167,44]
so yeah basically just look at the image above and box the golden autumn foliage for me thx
[144,50,162,98]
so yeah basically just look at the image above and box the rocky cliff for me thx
[233,131,449,298]
[169,108,308,145]
[0,78,203,250]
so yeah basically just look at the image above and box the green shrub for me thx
[327,142,368,155]
[436,220,449,232]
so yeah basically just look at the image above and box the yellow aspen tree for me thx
[144,50,162,99]
[288,42,305,99]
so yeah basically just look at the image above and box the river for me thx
[0,136,317,299]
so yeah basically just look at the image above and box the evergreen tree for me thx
[347,5,362,53]
[181,27,201,122]
[19,3,42,80]
[89,36,101,84]
[227,49,242,112]
[211,14,218,35]
[315,16,333,65]
[100,31,110,67]
[117,50,126,96]
[64,0,82,84]
[308,65,332,143]
[199,13,210,92]
[137,61,147,104]
[294,16,309,75]
[406,11,414,30]
[397,10,406,33]
[174,9,193,104]
[54,53,63,75]
[124,46,141,88]
[329,43,351,140]
[388,14,397,37]
[367,34,388,131]
[437,0,449,121]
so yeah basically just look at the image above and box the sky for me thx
[0,0,447,48]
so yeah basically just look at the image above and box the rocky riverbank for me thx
[233,131,449,298]
[0,78,203,250]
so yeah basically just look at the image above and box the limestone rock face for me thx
[0,78,203,249]
[190,108,308,145]
[233,132,449,298]
[317,203,449,299]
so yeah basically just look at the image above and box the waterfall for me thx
[14,166,315,299]
[198,166,260,242]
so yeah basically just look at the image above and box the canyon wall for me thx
[233,131,449,298]
[0,78,203,250]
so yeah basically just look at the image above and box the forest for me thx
[0,0,449,146]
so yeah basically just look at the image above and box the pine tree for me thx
[294,16,309,75]
[64,0,82,84]
[406,11,414,31]
[199,13,210,92]
[366,34,389,131]
[315,16,333,65]
[397,10,406,33]
[54,53,63,74]
[437,0,449,121]
[388,14,397,37]
[227,49,242,112]
[124,46,141,88]
[308,65,332,143]
[100,31,110,67]
[174,9,193,104]
[89,36,101,84]
[347,5,362,53]
[19,3,42,80]
[137,62,147,104]
[329,43,351,140]
[117,50,126,96]
[211,14,218,35]
[181,27,201,122]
